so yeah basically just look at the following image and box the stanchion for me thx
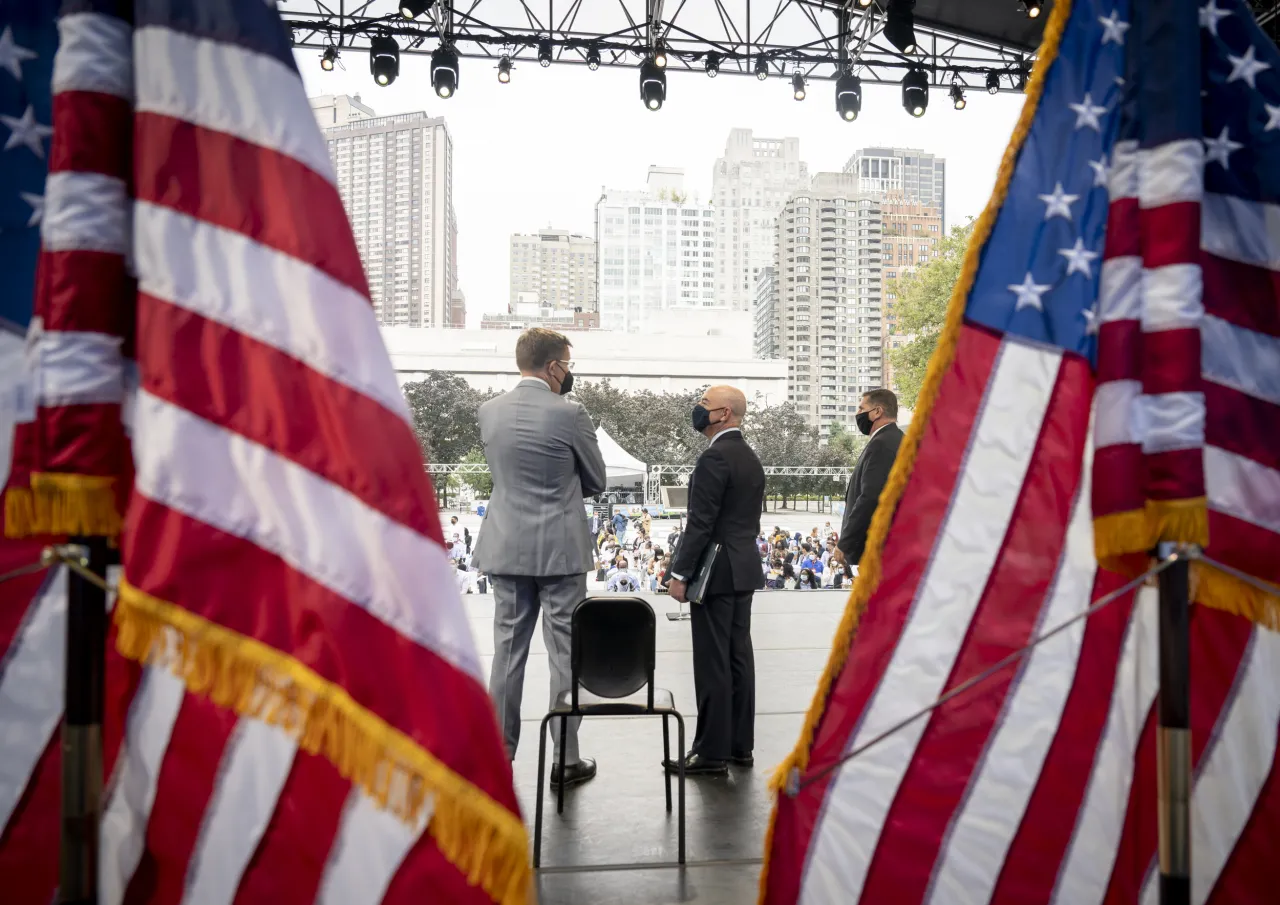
[60,536,110,905]
[1155,543,1192,905]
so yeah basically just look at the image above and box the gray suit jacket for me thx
[470,379,607,577]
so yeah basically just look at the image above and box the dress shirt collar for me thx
[708,426,742,446]
[870,421,895,440]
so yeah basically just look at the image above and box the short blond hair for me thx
[516,328,571,372]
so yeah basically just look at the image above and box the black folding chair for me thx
[533,595,686,868]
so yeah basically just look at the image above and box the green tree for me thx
[888,220,976,408]
[573,379,705,466]
[825,420,867,465]
[458,447,493,498]
[402,372,496,506]
[746,402,822,507]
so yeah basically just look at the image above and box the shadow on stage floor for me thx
[465,589,849,905]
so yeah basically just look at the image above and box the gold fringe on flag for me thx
[4,472,122,538]
[756,0,1076,899]
[1194,562,1280,634]
[113,578,532,905]
[1093,497,1210,571]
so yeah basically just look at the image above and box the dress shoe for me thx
[664,753,728,775]
[730,752,754,767]
[550,757,597,789]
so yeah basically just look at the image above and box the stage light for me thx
[705,52,721,77]
[497,55,512,82]
[400,0,428,18]
[858,0,872,6]
[902,66,928,116]
[755,56,769,80]
[986,70,1000,94]
[950,82,966,109]
[836,71,862,121]
[369,35,400,86]
[653,40,668,69]
[431,44,459,98]
[884,0,917,55]
[1023,0,1043,17]
[538,39,553,67]
[792,71,806,100]
[320,44,338,71]
[640,58,666,110]
[586,44,601,70]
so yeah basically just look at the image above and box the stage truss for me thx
[281,0,1041,93]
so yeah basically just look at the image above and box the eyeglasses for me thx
[555,359,575,371]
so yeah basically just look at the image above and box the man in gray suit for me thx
[471,328,607,788]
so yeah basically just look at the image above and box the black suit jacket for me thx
[671,430,767,595]
[838,423,904,564]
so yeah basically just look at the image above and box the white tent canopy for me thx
[596,427,647,485]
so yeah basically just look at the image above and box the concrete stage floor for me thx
[464,588,848,905]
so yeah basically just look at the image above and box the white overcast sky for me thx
[295,49,1028,325]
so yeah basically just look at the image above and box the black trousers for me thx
[690,591,756,760]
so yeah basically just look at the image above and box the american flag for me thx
[762,0,1280,903]
[0,1,526,903]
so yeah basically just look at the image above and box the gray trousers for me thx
[487,573,585,765]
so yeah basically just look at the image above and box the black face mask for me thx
[691,404,714,432]
[856,409,875,435]
[552,363,574,396]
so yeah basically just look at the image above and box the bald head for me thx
[700,385,747,432]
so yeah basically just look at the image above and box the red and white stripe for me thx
[20,9,133,482]
[765,324,1280,905]
[1199,192,1280,585]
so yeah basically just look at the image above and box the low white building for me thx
[383,310,787,399]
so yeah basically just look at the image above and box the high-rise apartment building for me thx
[309,93,376,128]
[843,147,946,229]
[770,174,883,438]
[713,129,810,313]
[321,105,456,327]
[509,229,597,311]
[879,198,943,391]
[447,287,466,329]
[753,266,781,360]
[595,167,718,333]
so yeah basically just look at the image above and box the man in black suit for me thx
[835,388,905,570]
[666,386,766,775]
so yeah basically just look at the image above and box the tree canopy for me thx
[888,220,976,408]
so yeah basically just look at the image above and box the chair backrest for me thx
[571,596,656,709]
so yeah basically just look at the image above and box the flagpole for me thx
[1155,542,1191,905]
[60,536,110,905]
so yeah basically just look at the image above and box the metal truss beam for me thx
[282,0,1036,92]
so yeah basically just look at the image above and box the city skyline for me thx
[295,54,1025,326]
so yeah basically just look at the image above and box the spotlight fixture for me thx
[586,44,601,70]
[320,44,338,71]
[858,0,872,6]
[653,40,668,69]
[884,0,917,55]
[369,35,400,86]
[431,43,459,98]
[792,71,806,101]
[705,51,721,77]
[950,82,966,109]
[399,0,428,18]
[538,39,553,67]
[986,70,1000,94]
[1023,0,1043,17]
[755,56,769,80]
[497,55,512,83]
[835,71,862,121]
[902,65,929,117]
[639,58,666,110]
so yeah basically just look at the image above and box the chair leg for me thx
[534,713,552,869]
[675,713,686,865]
[662,713,672,813]
[556,711,568,816]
